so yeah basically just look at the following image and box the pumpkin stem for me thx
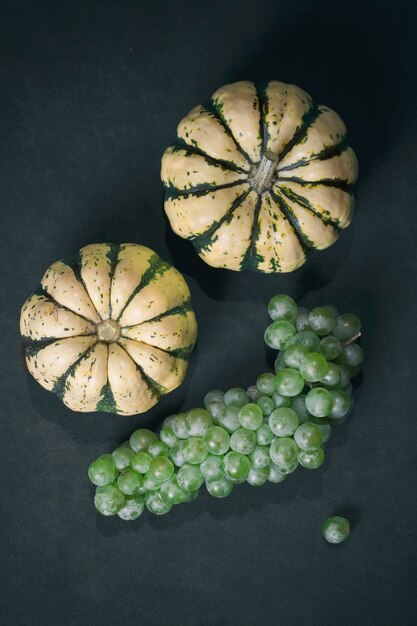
[249,150,279,193]
[97,319,121,343]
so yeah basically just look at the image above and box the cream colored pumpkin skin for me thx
[20,244,197,415]
[162,80,358,273]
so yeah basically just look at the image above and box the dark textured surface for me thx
[1,1,416,624]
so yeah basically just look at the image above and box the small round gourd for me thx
[20,243,197,415]
[161,80,358,273]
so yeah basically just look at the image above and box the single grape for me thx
[200,455,224,481]
[129,429,158,452]
[206,477,233,498]
[223,451,251,480]
[94,484,125,516]
[204,390,224,407]
[247,466,269,486]
[171,413,189,439]
[145,491,173,515]
[284,343,309,369]
[320,336,342,360]
[112,447,133,471]
[185,408,213,437]
[299,352,329,382]
[148,441,170,458]
[269,407,299,437]
[184,488,200,503]
[268,294,298,322]
[322,305,340,318]
[269,437,299,471]
[256,423,275,446]
[338,365,351,388]
[256,373,275,396]
[257,395,275,416]
[143,472,160,491]
[329,390,351,419]
[305,387,333,418]
[177,464,204,492]
[322,516,350,544]
[291,330,320,351]
[247,385,261,401]
[206,400,225,421]
[159,426,178,448]
[274,368,305,397]
[117,469,143,495]
[298,447,325,469]
[294,423,323,451]
[272,392,292,408]
[230,428,256,455]
[130,451,151,474]
[308,418,332,443]
[320,362,341,388]
[332,313,361,342]
[308,307,336,336]
[203,426,230,455]
[224,387,249,408]
[274,352,286,373]
[268,464,287,483]
[182,438,208,465]
[148,456,174,482]
[117,494,145,521]
[264,321,296,350]
[337,343,364,368]
[160,477,189,505]
[295,307,310,332]
[239,403,263,430]
[218,405,241,433]
[290,395,311,424]
[88,454,117,486]
[250,445,270,469]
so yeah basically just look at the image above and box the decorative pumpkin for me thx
[20,244,197,415]
[161,80,358,273]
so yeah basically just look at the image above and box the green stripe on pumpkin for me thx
[277,138,349,173]
[205,102,253,165]
[164,179,246,200]
[117,343,167,400]
[192,189,250,253]
[52,343,98,401]
[240,196,265,270]
[115,254,171,323]
[278,184,342,230]
[96,383,118,413]
[270,190,317,249]
[121,299,194,328]
[173,139,249,174]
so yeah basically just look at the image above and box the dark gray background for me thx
[1,1,416,624]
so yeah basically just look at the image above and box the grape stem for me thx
[342,332,361,348]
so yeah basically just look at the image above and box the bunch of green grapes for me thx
[88,295,363,521]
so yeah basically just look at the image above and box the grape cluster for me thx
[88,295,363,521]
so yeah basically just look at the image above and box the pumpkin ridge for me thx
[107,243,122,319]
[23,334,95,358]
[256,83,269,157]
[36,287,98,325]
[192,189,251,253]
[278,103,320,162]
[62,253,102,321]
[172,139,249,174]
[270,190,316,249]
[115,254,171,323]
[240,195,264,270]
[277,138,349,173]
[277,175,354,193]
[121,299,194,329]
[205,101,253,165]
[116,342,167,399]
[278,185,342,230]
[164,179,247,200]
[52,342,98,401]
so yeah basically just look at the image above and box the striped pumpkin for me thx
[161,80,358,273]
[20,244,197,415]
